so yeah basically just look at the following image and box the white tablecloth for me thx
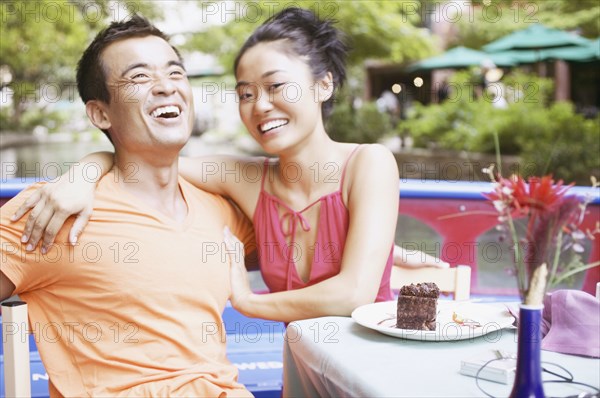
[283,316,599,397]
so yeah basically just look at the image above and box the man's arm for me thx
[11,151,113,251]
[0,271,16,302]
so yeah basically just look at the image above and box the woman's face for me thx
[235,41,332,155]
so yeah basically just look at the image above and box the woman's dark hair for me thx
[234,7,349,118]
[76,14,180,105]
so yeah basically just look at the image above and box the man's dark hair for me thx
[76,14,180,105]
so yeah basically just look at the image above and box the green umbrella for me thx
[484,50,539,64]
[406,46,516,72]
[483,24,591,52]
[541,38,600,62]
[488,38,599,63]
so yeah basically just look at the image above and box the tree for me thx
[185,0,436,71]
[446,0,600,50]
[0,0,161,131]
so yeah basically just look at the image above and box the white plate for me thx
[351,300,514,341]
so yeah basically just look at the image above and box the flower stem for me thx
[550,261,600,286]
[547,229,563,291]
[507,213,525,299]
[493,131,502,176]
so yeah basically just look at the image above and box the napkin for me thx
[541,289,600,358]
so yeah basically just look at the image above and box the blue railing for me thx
[1,178,599,397]
[3,177,598,202]
[398,178,600,202]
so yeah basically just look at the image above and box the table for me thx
[283,315,600,397]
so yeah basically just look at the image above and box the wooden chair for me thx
[1,300,31,398]
[390,265,472,301]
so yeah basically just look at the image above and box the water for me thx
[1,140,114,181]
[0,135,259,181]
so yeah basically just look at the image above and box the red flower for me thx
[484,171,586,300]
[485,175,572,218]
[526,176,572,213]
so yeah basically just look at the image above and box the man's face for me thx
[99,35,194,154]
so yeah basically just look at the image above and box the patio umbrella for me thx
[406,46,516,72]
[483,24,591,53]
[541,37,600,62]
[485,37,599,64]
[484,50,539,64]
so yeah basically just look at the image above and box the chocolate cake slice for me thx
[396,282,440,331]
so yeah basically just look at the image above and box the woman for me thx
[12,8,445,322]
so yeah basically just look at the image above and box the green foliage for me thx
[534,0,600,38]
[328,0,435,64]
[0,0,161,131]
[444,0,532,50]
[327,101,391,144]
[448,0,600,49]
[518,103,600,183]
[400,71,600,184]
[186,0,435,71]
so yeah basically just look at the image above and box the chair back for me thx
[2,301,31,398]
[390,265,471,301]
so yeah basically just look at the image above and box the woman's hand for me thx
[11,175,96,253]
[223,227,253,311]
[393,244,450,269]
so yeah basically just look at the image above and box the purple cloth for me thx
[541,289,600,358]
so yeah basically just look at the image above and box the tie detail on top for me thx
[251,145,394,300]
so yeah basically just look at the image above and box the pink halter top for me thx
[252,146,393,302]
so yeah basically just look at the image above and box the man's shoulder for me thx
[179,176,228,203]
[179,178,243,221]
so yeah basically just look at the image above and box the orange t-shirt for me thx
[0,173,254,397]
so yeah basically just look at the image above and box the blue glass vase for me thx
[509,304,545,398]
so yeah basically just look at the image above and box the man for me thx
[0,15,254,397]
